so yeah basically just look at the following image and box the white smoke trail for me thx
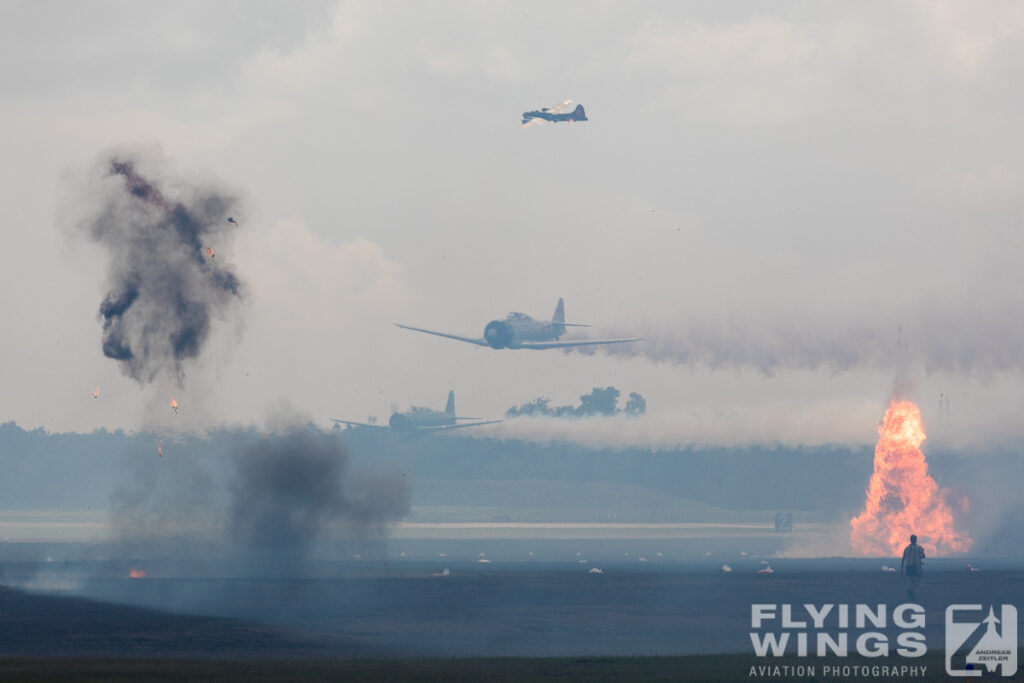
[584,299,1024,377]
[476,398,882,450]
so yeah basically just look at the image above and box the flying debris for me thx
[522,99,587,128]
[332,390,500,433]
[92,386,100,399]
[157,443,163,457]
[206,246,215,259]
[169,394,179,414]
[227,217,239,227]
[396,298,641,350]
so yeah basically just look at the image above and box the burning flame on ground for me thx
[128,569,147,579]
[850,400,971,556]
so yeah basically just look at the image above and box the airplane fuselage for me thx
[334,390,498,433]
[483,312,566,349]
[388,406,454,431]
[521,104,587,124]
[395,297,639,350]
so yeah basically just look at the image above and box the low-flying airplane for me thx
[332,390,500,433]
[396,298,641,350]
[521,99,587,127]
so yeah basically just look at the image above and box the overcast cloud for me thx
[2,0,1022,448]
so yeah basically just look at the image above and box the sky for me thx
[2,0,1023,449]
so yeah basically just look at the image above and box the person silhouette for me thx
[900,534,926,600]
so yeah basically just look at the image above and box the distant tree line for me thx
[506,387,646,418]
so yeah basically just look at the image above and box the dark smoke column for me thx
[80,151,245,384]
[229,428,410,572]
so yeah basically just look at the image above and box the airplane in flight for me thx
[395,298,641,350]
[522,99,588,127]
[332,390,500,433]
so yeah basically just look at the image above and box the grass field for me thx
[2,653,1018,682]
[3,559,1022,680]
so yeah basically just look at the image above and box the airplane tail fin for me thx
[445,390,455,417]
[573,104,587,120]
[553,298,565,324]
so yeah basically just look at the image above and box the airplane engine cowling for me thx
[389,414,412,431]
[484,321,512,349]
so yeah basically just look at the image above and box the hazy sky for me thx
[3,0,1023,448]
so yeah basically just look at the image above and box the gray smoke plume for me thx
[588,301,1024,377]
[109,437,225,559]
[79,149,244,384]
[228,427,410,571]
[108,426,409,575]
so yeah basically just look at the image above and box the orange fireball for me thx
[128,569,146,579]
[169,394,178,414]
[850,400,971,556]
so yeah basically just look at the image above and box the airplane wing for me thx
[395,323,489,346]
[331,419,388,429]
[517,337,643,350]
[425,419,503,431]
[521,118,546,129]
[547,99,573,114]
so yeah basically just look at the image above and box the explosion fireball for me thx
[850,400,971,556]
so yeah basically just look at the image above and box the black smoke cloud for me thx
[229,428,410,571]
[588,301,1024,377]
[79,150,244,384]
